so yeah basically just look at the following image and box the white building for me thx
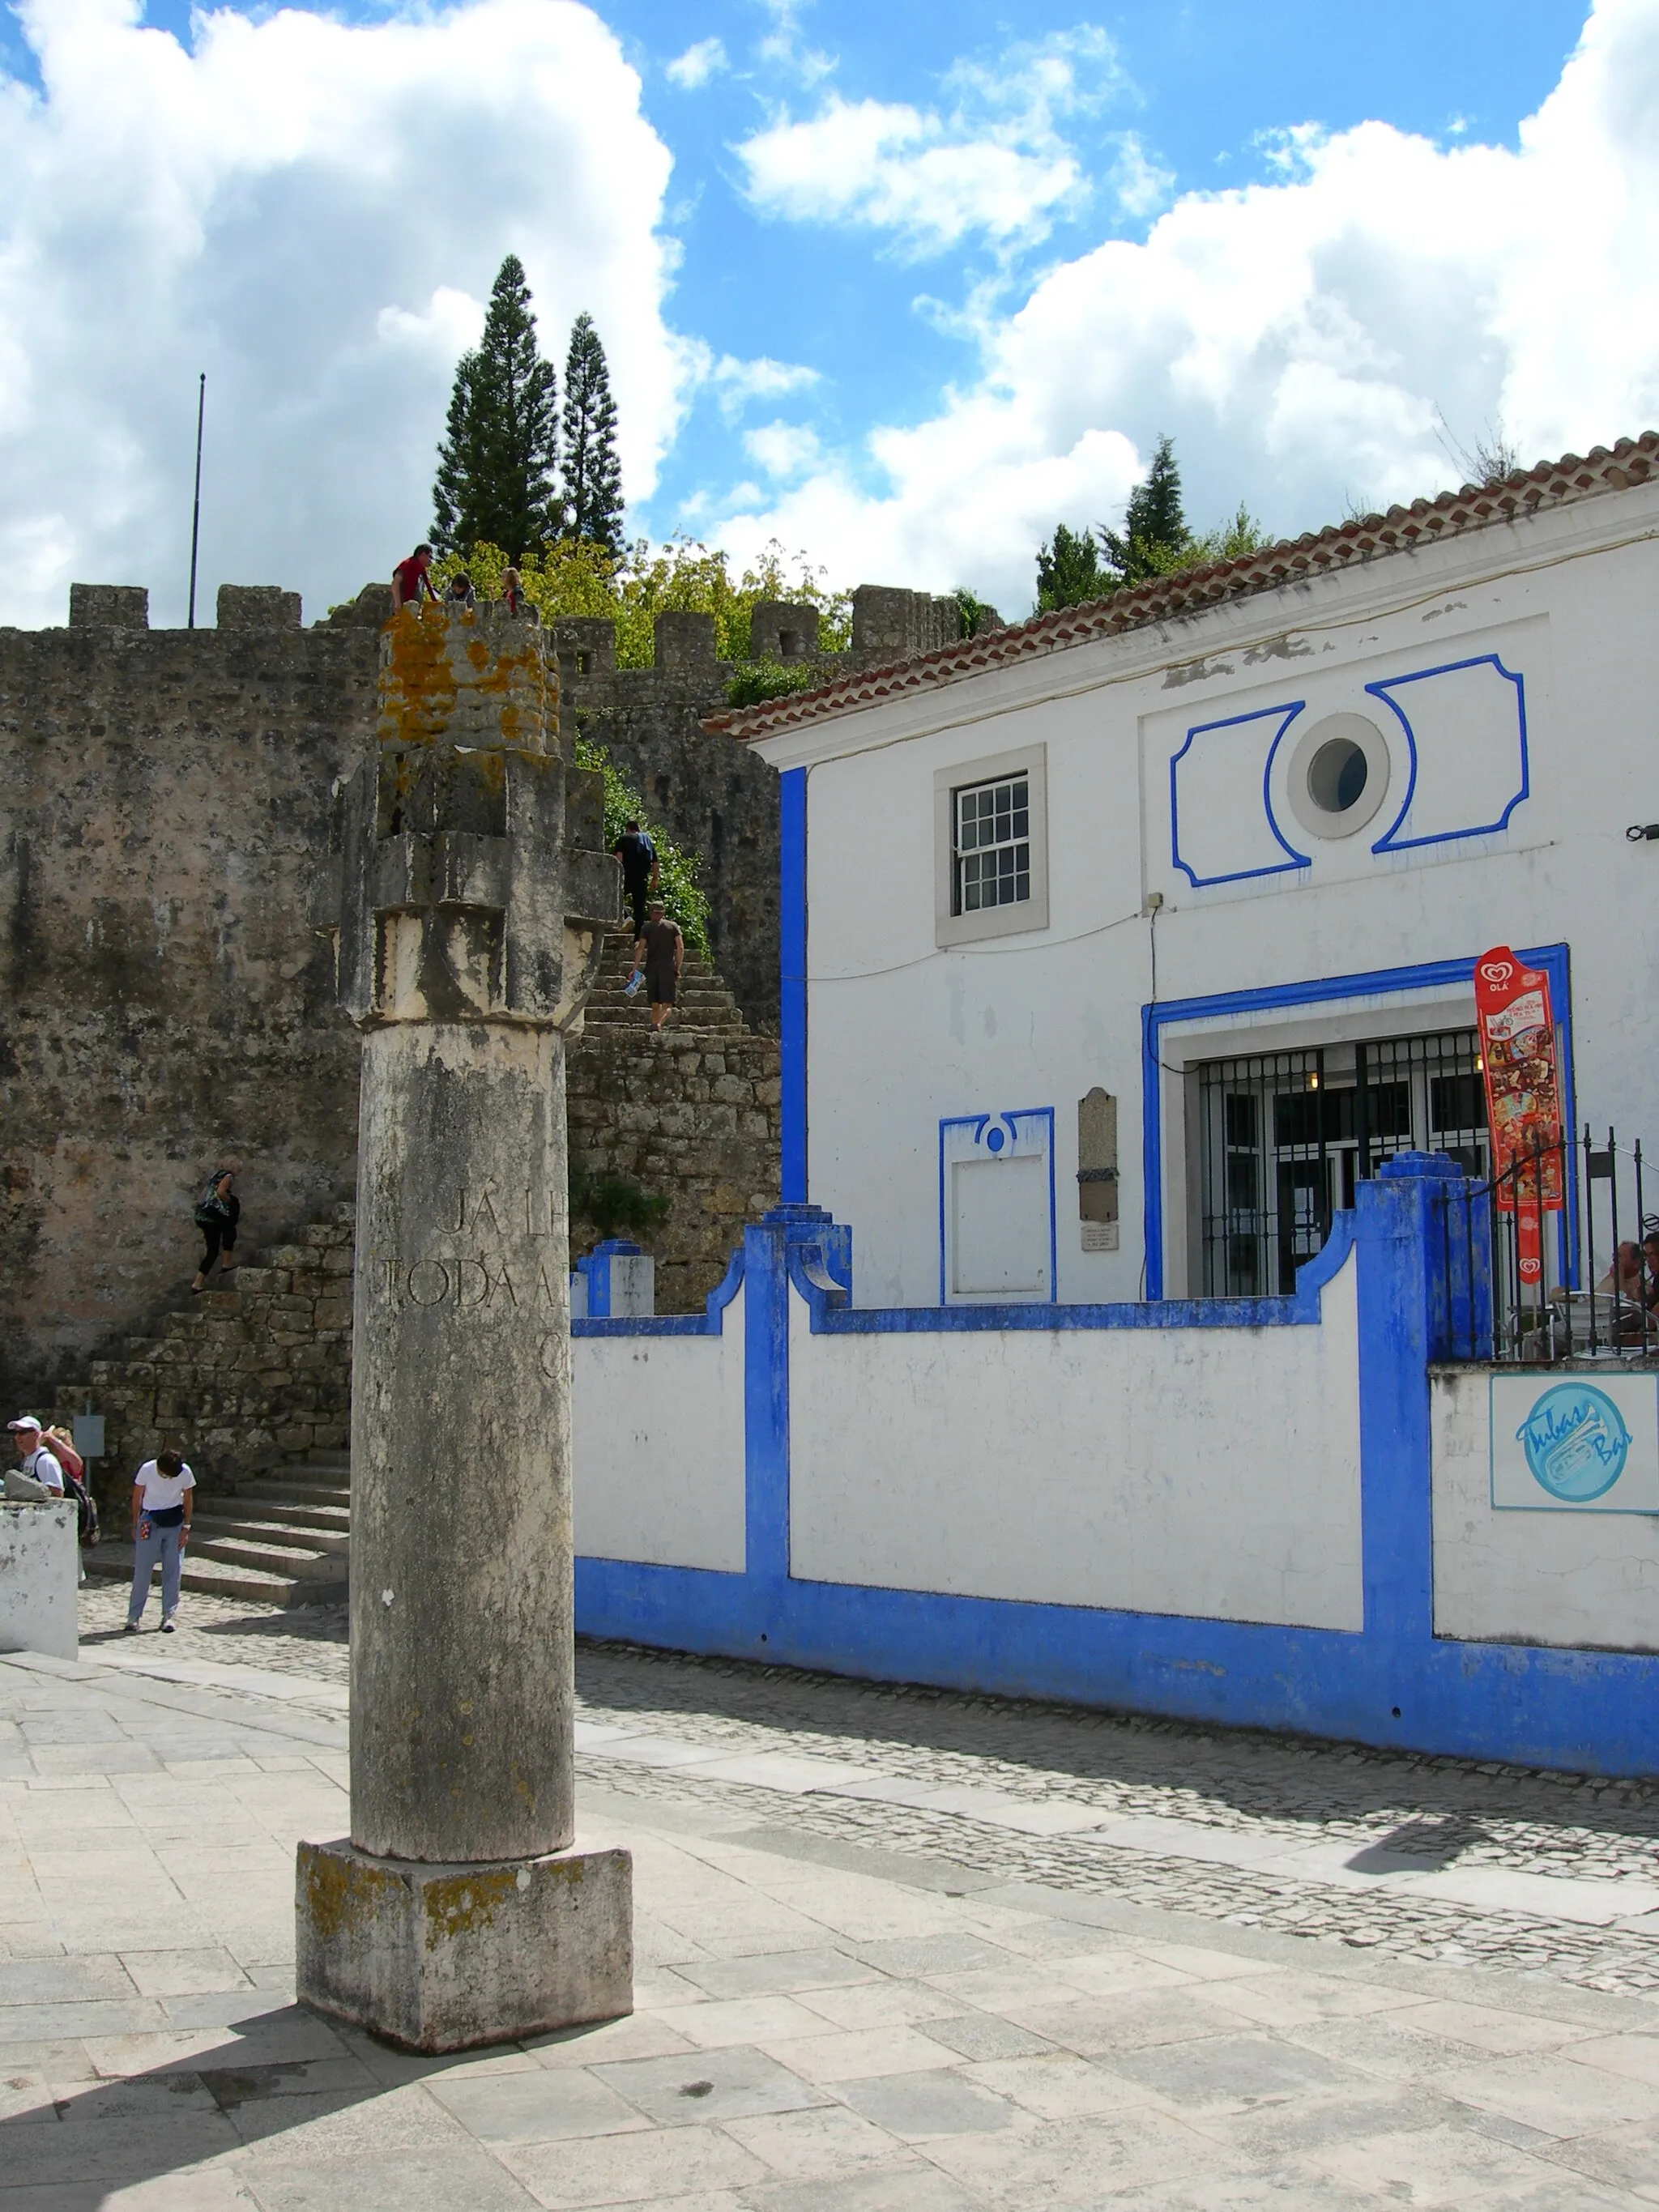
[721,435,1659,1311]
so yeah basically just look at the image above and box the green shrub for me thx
[723,658,825,709]
[571,1170,671,1242]
[572,733,711,956]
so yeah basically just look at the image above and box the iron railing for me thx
[1434,1127,1657,1363]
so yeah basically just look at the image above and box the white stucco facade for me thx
[753,475,1659,1311]
[788,1248,1363,1630]
[571,1288,746,1574]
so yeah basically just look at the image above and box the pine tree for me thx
[1035,522,1108,611]
[561,312,625,553]
[432,255,563,560]
[1099,433,1190,586]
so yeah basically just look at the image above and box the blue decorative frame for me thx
[937,1109,1058,1307]
[1140,944,1576,1301]
[574,1245,745,1340]
[1169,702,1309,889]
[1367,654,1529,853]
[577,1183,1659,1776]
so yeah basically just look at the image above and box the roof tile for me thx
[706,433,1659,747]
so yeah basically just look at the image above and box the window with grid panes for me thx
[954,774,1030,914]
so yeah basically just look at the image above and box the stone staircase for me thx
[66,1201,356,1608]
[578,931,753,1038]
[88,1449,351,1608]
[567,932,782,1315]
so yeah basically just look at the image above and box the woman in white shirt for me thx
[126,1449,194,1634]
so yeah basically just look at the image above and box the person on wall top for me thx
[391,543,439,612]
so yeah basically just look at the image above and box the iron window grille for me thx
[953,774,1030,914]
[1198,1028,1488,1297]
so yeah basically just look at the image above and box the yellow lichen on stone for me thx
[299,1840,395,1945]
[422,1865,520,1953]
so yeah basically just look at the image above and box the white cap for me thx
[6,1414,43,1433]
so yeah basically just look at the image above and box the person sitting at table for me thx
[1597,1241,1645,1298]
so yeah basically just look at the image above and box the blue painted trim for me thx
[576,1170,1659,1776]
[779,767,808,1204]
[937,1108,1058,1306]
[1141,943,1574,1301]
[1169,702,1308,889]
[574,1244,744,1340]
[805,1212,1353,1337]
[1367,655,1530,854]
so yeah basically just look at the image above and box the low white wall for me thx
[572,1287,746,1574]
[0,1503,79,1661]
[788,1252,1363,1630]
[1433,1369,1659,1650]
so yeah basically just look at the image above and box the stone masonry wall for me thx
[2,578,957,1397]
[0,585,381,1409]
[567,943,781,1315]
[55,1208,356,1509]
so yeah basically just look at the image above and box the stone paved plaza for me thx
[5,1595,1659,2206]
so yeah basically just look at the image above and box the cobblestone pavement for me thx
[75,1592,1659,2001]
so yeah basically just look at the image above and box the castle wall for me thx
[0,579,963,1404]
[0,586,378,1408]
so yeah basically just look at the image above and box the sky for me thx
[2,0,1651,627]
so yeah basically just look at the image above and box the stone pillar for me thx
[296,603,631,2052]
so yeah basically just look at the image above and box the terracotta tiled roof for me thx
[706,433,1659,744]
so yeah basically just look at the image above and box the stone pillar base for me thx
[296,1837,633,2053]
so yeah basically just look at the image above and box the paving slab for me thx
[11,1613,1659,2210]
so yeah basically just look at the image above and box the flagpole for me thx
[187,373,206,629]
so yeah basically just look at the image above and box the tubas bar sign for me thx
[1474,946,1563,1286]
[1490,1374,1659,1513]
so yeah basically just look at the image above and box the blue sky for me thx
[1,0,1649,624]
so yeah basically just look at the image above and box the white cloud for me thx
[744,420,823,479]
[714,0,1659,616]
[0,0,689,626]
[736,26,1128,256]
[665,36,726,90]
[710,354,821,420]
[753,0,835,87]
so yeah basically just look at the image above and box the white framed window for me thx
[933,742,1049,948]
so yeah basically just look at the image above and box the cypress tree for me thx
[561,312,625,553]
[432,254,563,560]
[1100,433,1190,585]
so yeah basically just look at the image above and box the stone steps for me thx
[86,1545,339,1609]
[87,1445,355,1609]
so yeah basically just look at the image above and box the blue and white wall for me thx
[753,479,1659,1308]
[572,1170,1659,1779]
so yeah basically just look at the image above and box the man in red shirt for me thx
[391,543,438,611]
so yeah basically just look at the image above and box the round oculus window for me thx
[1283,712,1392,841]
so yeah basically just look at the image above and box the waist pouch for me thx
[146,1504,185,1528]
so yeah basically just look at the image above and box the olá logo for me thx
[1517,1383,1631,1502]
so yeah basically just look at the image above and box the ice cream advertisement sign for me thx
[1474,946,1563,1285]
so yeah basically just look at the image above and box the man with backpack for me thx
[45,1426,99,1558]
[7,1414,63,1496]
[190,1166,240,1293]
[612,818,659,937]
